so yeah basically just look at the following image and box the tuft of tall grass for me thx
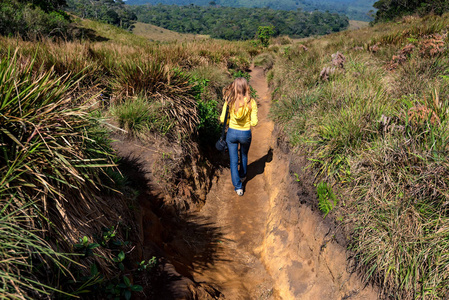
[112,58,199,137]
[0,49,122,297]
[110,97,172,137]
[0,205,76,299]
[254,52,275,70]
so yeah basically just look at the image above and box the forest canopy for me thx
[373,0,449,22]
[125,0,377,21]
[128,4,350,40]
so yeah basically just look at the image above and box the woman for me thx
[220,77,258,196]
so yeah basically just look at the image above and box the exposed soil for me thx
[112,67,379,299]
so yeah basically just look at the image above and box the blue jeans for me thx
[226,128,252,190]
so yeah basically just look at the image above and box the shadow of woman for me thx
[244,148,273,186]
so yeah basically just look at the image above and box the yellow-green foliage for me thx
[270,13,449,299]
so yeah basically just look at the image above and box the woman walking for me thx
[220,77,258,196]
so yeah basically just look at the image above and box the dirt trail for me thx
[192,67,378,299]
[193,66,275,299]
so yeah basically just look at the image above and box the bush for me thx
[197,99,221,147]
[0,1,70,39]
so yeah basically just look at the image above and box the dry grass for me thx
[0,49,135,298]
[348,20,370,31]
[132,22,209,42]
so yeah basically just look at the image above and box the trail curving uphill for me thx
[192,67,378,299]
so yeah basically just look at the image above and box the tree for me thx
[257,25,275,47]
[32,0,67,12]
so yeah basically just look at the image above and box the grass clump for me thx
[270,12,449,299]
[316,181,338,218]
[254,52,275,70]
[0,49,129,297]
[111,97,172,136]
[0,209,75,299]
[112,58,199,137]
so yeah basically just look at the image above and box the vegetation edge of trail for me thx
[268,11,449,299]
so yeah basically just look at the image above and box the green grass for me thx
[110,97,172,137]
[316,181,337,218]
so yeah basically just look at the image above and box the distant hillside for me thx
[132,22,210,42]
[129,5,350,40]
[348,19,369,30]
[124,0,376,21]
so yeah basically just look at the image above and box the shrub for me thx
[196,99,221,147]
[257,25,275,48]
[0,1,70,39]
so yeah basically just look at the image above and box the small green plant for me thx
[113,251,126,272]
[74,236,100,258]
[106,275,143,300]
[316,182,338,218]
[191,77,210,100]
[293,172,300,182]
[138,257,157,272]
[68,226,148,299]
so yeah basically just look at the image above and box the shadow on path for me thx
[245,148,273,185]
[116,147,230,299]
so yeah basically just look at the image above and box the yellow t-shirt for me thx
[220,98,258,130]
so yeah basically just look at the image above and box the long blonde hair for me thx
[223,77,251,113]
